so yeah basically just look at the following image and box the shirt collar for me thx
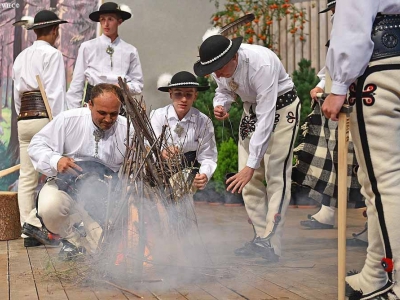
[33,40,52,47]
[100,34,121,45]
[167,105,196,123]
[231,48,243,79]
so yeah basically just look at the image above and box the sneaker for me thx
[58,240,86,261]
[22,223,60,246]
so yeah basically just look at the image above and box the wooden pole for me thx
[36,75,53,121]
[0,164,21,178]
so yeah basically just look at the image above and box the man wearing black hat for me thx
[194,34,301,262]
[151,71,217,191]
[12,10,67,247]
[321,0,400,298]
[66,2,143,109]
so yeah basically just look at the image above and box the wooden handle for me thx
[337,112,350,300]
[36,75,53,121]
[0,164,21,178]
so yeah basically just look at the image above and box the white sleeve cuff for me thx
[331,82,349,95]
[50,155,63,174]
[246,156,261,170]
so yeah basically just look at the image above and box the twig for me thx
[97,279,143,298]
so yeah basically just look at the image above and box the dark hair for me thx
[34,25,58,37]
[90,83,124,104]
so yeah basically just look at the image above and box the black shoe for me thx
[252,238,279,262]
[300,218,334,229]
[22,223,60,246]
[346,238,368,247]
[24,237,43,247]
[234,242,256,256]
[58,240,86,261]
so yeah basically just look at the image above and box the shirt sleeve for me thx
[197,118,218,181]
[12,66,20,115]
[125,48,144,94]
[150,110,164,137]
[66,44,87,109]
[42,50,66,117]
[326,0,378,95]
[212,75,235,111]
[28,113,66,177]
[316,66,326,90]
[247,64,278,169]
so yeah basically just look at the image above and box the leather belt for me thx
[371,14,400,62]
[276,87,297,110]
[18,91,48,121]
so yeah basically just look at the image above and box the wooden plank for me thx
[8,239,38,300]
[175,284,217,300]
[196,281,245,299]
[286,13,295,75]
[27,246,68,300]
[318,0,328,69]
[301,1,311,62]
[0,241,9,300]
[279,10,288,70]
[294,2,303,70]
[217,277,274,299]
[310,0,321,71]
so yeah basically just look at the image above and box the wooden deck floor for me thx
[0,205,367,300]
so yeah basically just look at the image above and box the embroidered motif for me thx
[273,113,280,132]
[348,83,377,107]
[286,111,296,123]
[106,45,114,69]
[229,78,239,103]
[239,106,257,140]
[93,129,105,158]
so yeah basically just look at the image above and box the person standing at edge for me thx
[321,1,400,298]
[13,10,67,247]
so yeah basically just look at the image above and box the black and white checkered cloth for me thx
[292,101,363,206]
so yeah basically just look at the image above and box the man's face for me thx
[89,91,121,130]
[99,13,122,38]
[214,54,238,78]
[169,87,198,119]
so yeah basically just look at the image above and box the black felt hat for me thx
[158,71,209,92]
[319,0,336,13]
[27,10,67,30]
[193,35,243,77]
[89,2,132,22]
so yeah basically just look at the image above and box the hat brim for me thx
[193,36,243,77]
[158,84,210,92]
[89,10,131,22]
[319,5,335,13]
[28,20,68,30]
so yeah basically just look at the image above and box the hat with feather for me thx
[13,10,67,30]
[157,71,209,92]
[193,14,255,77]
[319,0,336,13]
[89,2,132,22]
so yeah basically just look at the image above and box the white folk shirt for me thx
[326,0,400,95]
[66,34,144,109]
[12,40,66,116]
[150,105,218,181]
[212,44,294,169]
[316,66,326,90]
[28,107,130,177]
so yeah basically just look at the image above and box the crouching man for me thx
[23,83,131,259]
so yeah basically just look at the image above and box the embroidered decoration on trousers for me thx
[93,129,105,158]
[174,123,185,137]
[106,45,114,69]
[239,106,257,140]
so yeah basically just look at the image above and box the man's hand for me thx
[214,105,229,121]
[57,157,83,176]
[226,166,255,194]
[310,87,324,100]
[193,173,208,190]
[321,94,347,121]
[161,146,180,160]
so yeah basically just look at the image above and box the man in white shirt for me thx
[321,1,400,298]
[151,71,218,190]
[194,35,301,262]
[24,83,130,259]
[12,10,67,247]
[66,2,143,109]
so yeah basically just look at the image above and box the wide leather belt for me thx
[371,14,400,62]
[276,87,297,110]
[18,91,48,121]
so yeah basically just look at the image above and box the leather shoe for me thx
[58,240,86,261]
[234,242,256,256]
[24,237,43,247]
[22,223,60,246]
[235,239,279,262]
[300,218,334,229]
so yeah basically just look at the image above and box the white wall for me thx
[117,0,221,110]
